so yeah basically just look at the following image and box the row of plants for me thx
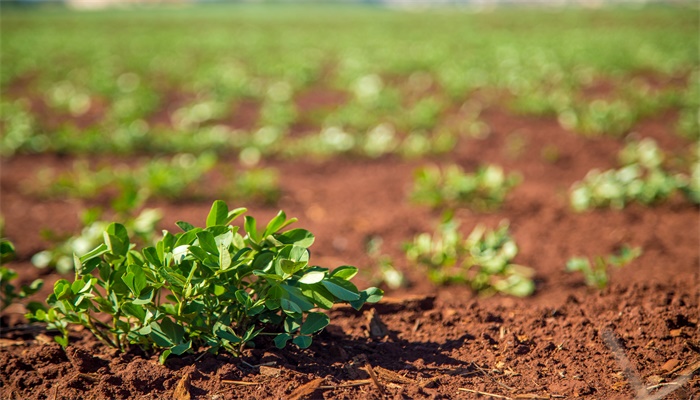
[29,153,280,212]
[2,7,698,159]
[570,138,699,211]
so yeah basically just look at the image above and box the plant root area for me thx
[1,106,699,398]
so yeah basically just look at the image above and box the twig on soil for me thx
[457,388,565,399]
[288,377,324,400]
[602,329,649,398]
[364,362,386,395]
[603,329,700,400]
[473,362,515,392]
[221,380,262,386]
[458,388,511,399]
[641,359,700,400]
[318,379,372,389]
[645,382,680,391]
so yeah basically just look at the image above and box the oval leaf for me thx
[300,312,330,335]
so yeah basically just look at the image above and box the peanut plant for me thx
[404,215,534,297]
[29,201,382,363]
[410,164,521,211]
[566,245,642,289]
[570,139,697,211]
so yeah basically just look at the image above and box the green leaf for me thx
[321,279,360,301]
[0,240,16,264]
[122,264,147,297]
[159,349,172,364]
[55,336,69,348]
[281,285,315,311]
[104,233,128,258]
[215,324,243,344]
[276,229,315,248]
[206,200,229,227]
[219,246,232,271]
[150,317,185,347]
[361,287,383,303]
[300,312,330,335]
[171,340,192,355]
[53,280,72,300]
[302,284,335,309]
[244,216,260,243]
[349,287,384,310]
[71,277,93,295]
[79,243,109,263]
[121,302,147,321]
[263,210,294,237]
[107,223,129,246]
[226,207,247,225]
[132,288,154,305]
[174,229,202,248]
[293,335,312,349]
[196,231,219,256]
[274,333,292,349]
[298,270,326,284]
[284,316,301,333]
[252,251,274,271]
[330,266,358,280]
[143,247,162,267]
[280,298,302,315]
[176,221,195,232]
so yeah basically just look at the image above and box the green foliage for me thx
[566,245,642,289]
[411,164,521,211]
[38,153,218,212]
[570,139,694,211]
[35,154,281,211]
[2,7,696,160]
[32,208,161,274]
[1,240,44,312]
[404,215,534,297]
[365,236,406,290]
[28,201,382,362]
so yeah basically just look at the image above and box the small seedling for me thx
[570,139,690,211]
[566,245,642,289]
[404,215,534,297]
[32,208,162,274]
[29,201,382,362]
[365,236,406,290]
[1,239,43,312]
[411,164,521,211]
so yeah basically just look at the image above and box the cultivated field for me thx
[1,4,698,399]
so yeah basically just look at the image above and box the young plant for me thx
[1,240,44,312]
[29,201,382,362]
[411,164,521,211]
[32,208,162,274]
[570,139,688,211]
[566,245,642,289]
[404,215,534,297]
[365,236,406,290]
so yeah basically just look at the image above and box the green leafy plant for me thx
[411,164,521,211]
[29,201,382,362]
[566,245,642,289]
[404,215,534,297]
[365,236,406,290]
[1,240,44,312]
[32,208,162,274]
[570,139,692,211]
[37,153,218,212]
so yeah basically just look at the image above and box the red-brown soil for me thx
[1,89,699,398]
